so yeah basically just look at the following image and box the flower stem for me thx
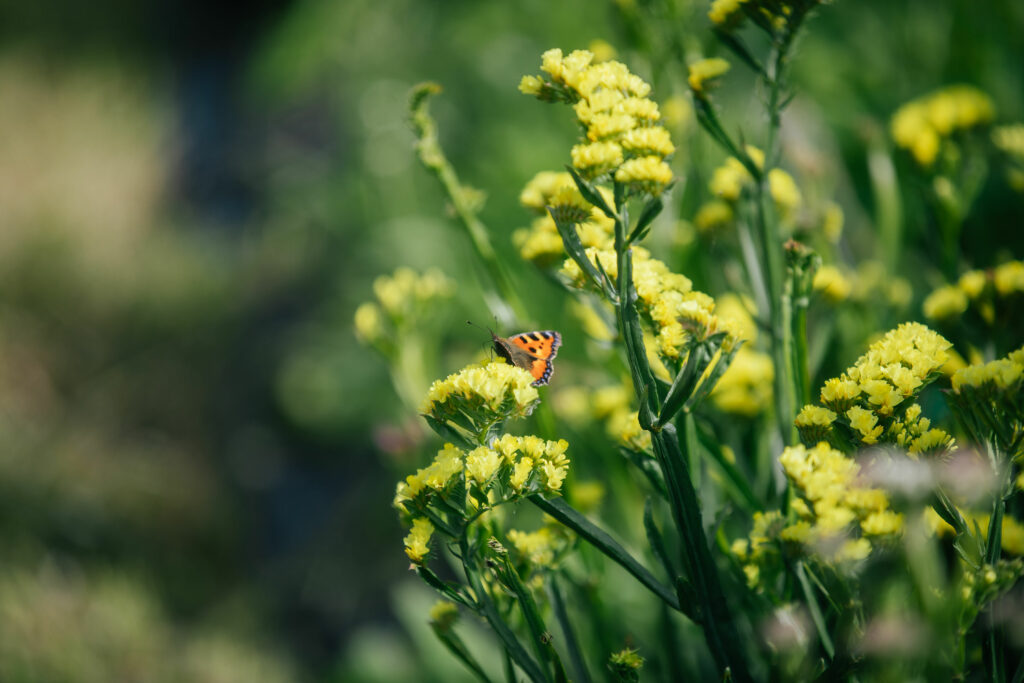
[606,190,752,681]
[409,83,528,327]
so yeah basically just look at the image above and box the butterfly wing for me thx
[508,331,561,386]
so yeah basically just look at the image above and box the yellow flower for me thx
[518,75,543,96]
[958,269,987,299]
[404,518,434,564]
[994,260,1024,295]
[813,265,851,303]
[712,347,774,417]
[354,302,383,344]
[687,58,730,94]
[891,85,995,167]
[861,510,904,536]
[465,446,502,485]
[822,201,844,243]
[508,528,557,567]
[510,457,534,490]
[923,285,968,321]
[519,171,576,212]
[768,168,802,219]
[847,406,883,444]
[571,141,624,178]
[795,405,837,444]
[614,156,674,194]
[694,200,734,233]
[820,378,861,413]
[709,156,753,201]
[422,361,540,424]
[429,601,459,629]
[708,0,749,27]
[620,127,676,157]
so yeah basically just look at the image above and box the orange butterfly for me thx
[491,330,562,386]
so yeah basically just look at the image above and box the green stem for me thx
[409,83,528,326]
[791,284,811,409]
[984,467,1010,683]
[460,539,549,683]
[549,576,593,683]
[605,189,751,680]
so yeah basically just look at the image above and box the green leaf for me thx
[548,576,592,683]
[627,195,664,244]
[431,626,496,683]
[712,30,765,76]
[496,551,558,678]
[529,495,681,612]
[656,341,708,428]
[551,211,616,301]
[423,414,474,449]
[620,448,667,498]
[566,166,615,218]
[416,566,473,608]
[683,340,743,413]
[795,561,835,659]
[463,556,550,683]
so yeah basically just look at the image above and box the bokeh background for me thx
[1,0,1021,680]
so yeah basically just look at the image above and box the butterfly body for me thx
[491,330,562,386]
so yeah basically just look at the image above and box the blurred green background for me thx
[0,0,1021,680]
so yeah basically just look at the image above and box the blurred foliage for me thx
[0,0,1021,680]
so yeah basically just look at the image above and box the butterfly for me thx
[490,330,562,386]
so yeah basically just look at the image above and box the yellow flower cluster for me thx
[428,600,459,630]
[711,346,774,417]
[891,85,995,167]
[993,123,1024,191]
[699,146,802,225]
[708,0,823,34]
[492,434,572,493]
[783,442,902,552]
[708,0,749,27]
[927,507,1024,557]
[507,527,565,568]
[422,361,540,427]
[521,48,675,195]
[952,347,1024,394]
[687,57,730,95]
[354,267,454,344]
[924,261,1024,326]
[592,384,652,452]
[404,517,434,564]
[513,171,616,266]
[395,437,571,522]
[796,323,956,455]
[812,264,852,303]
[561,248,736,360]
[949,347,1024,455]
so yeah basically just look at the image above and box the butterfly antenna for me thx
[467,320,497,357]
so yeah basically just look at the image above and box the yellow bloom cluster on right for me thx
[795,323,956,455]
[730,440,899,587]
[949,346,1024,458]
[521,48,676,195]
[924,260,1024,327]
[561,248,737,361]
[782,441,903,545]
[891,85,995,167]
[993,123,1024,191]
